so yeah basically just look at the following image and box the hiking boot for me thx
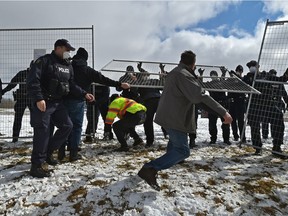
[254,148,262,155]
[138,166,160,191]
[133,138,144,146]
[145,142,154,148]
[45,154,59,166]
[12,138,18,143]
[115,146,129,152]
[209,139,216,144]
[30,163,51,178]
[224,140,231,145]
[83,136,93,143]
[69,149,82,162]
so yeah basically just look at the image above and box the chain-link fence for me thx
[0,27,94,141]
[243,20,288,156]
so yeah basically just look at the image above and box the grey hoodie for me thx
[154,63,227,133]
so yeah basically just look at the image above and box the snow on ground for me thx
[0,116,288,216]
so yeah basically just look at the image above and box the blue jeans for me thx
[64,99,85,150]
[145,128,190,171]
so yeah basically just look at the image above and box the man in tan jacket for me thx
[138,50,233,190]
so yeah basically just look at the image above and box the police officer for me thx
[27,39,94,178]
[243,60,288,155]
[84,85,111,143]
[208,70,231,145]
[227,65,246,142]
[1,61,33,142]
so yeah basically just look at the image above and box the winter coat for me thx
[66,57,121,100]
[154,62,227,133]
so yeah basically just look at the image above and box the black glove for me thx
[220,66,228,77]
[198,68,205,76]
[159,63,165,72]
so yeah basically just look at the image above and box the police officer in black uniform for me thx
[243,60,288,155]
[27,39,94,178]
[227,65,247,142]
[1,61,33,142]
[84,85,111,143]
[208,70,231,145]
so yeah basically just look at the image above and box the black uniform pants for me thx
[30,100,73,165]
[229,101,246,140]
[85,99,110,136]
[113,111,146,147]
[208,113,230,142]
[13,98,32,139]
[143,97,160,144]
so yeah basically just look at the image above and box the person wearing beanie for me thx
[58,47,130,162]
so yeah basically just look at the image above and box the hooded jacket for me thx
[65,56,122,100]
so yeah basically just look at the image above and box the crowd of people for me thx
[1,39,288,190]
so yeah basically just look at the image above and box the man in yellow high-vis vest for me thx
[104,94,147,151]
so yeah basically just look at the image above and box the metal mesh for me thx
[100,59,260,94]
[244,20,288,156]
[0,27,94,140]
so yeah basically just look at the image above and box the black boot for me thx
[46,153,59,166]
[30,163,51,178]
[189,138,197,149]
[69,149,82,162]
[58,145,66,161]
[138,166,160,191]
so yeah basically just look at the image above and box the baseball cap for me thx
[54,39,75,51]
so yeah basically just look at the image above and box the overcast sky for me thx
[1,1,288,72]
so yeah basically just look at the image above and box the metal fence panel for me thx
[0,27,94,141]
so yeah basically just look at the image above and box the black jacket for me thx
[27,51,85,102]
[66,57,121,100]
[2,69,29,96]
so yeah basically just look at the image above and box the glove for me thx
[220,66,228,77]
[159,63,165,72]
[137,62,144,72]
[104,123,112,133]
[198,68,205,76]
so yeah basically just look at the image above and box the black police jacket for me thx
[27,51,86,102]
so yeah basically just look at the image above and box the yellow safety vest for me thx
[105,97,147,125]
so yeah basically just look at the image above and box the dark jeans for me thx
[30,100,73,165]
[64,99,85,150]
[13,98,32,139]
[208,113,230,141]
[145,128,190,171]
[113,111,146,147]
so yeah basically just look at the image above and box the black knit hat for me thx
[109,94,119,103]
[76,47,88,61]
[235,65,243,72]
